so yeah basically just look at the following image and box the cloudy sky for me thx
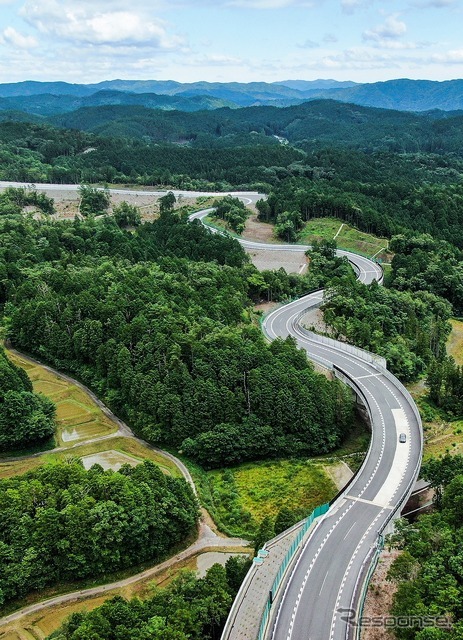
[0,0,461,84]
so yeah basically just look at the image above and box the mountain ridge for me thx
[1,78,463,112]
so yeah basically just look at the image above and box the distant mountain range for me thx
[0,90,235,116]
[0,78,463,116]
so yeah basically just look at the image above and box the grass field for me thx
[205,460,337,538]
[191,415,369,538]
[447,319,463,365]
[298,217,392,262]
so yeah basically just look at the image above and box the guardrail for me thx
[295,316,387,369]
[257,503,329,640]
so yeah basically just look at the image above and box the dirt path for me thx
[0,518,249,628]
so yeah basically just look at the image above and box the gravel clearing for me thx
[246,248,308,274]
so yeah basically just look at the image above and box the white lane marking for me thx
[345,495,394,508]
[343,522,356,540]
[319,571,329,595]
[329,509,386,640]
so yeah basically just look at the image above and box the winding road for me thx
[191,206,422,640]
[0,183,423,639]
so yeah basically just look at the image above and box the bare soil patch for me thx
[323,461,353,490]
[300,307,332,334]
[242,214,279,243]
[247,248,308,274]
[33,187,203,221]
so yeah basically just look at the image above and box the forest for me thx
[322,279,452,381]
[387,454,463,639]
[48,558,251,640]
[0,190,355,467]
[0,460,198,606]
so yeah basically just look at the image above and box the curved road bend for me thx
[263,291,422,640]
[0,183,423,638]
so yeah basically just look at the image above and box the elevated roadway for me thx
[191,207,422,640]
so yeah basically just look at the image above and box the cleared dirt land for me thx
[247,247,308,274]
[34,186,209,221]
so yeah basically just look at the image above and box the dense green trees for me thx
[426,356,463,415]
[388,456,463,639]
[212,196,248,234]
[0,210,354,468]
[78,184,110,216]
[49,558,251,640]
[0,121,303,191]
[322,279,452,381]
[258,154,463,249]
[7,256,353,466]
[0,460,198,606]
[389,233,463,313]
[0,347,55,451]
[112,201,142,228]
[0,186,55,216]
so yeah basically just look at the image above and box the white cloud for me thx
[341,0,370,13]
[363,15,407,42]
[321,47,395,68]
[183,53,245,67]
[21,1,185,49]
[227,0,316,7]
[323,33,338,43]
[431,48,463,63]
[0,26,38,48]
[298,38,319,48]
[414,0,457,6]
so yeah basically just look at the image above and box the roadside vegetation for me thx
[48,559,251,640]
[0,460,198,609]
[387,455,463,640]
[203,460,336,538]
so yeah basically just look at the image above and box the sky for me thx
[0,0,462,85]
